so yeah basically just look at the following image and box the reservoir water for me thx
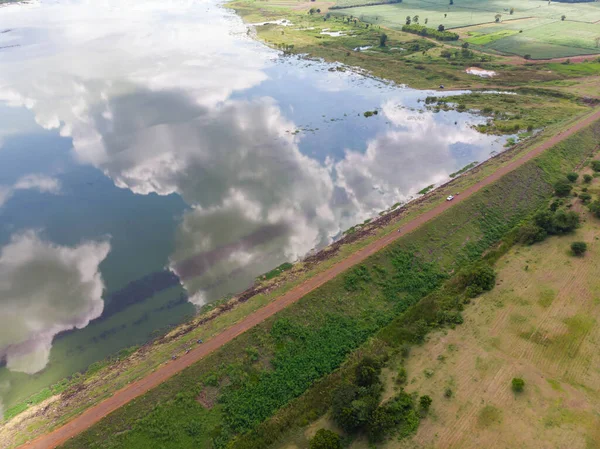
[0,0,506,409]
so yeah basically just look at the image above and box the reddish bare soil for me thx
[19,108,600,449]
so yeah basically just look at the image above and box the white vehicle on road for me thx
[446,195,454,201]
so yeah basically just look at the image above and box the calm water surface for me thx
[0,0,506,408]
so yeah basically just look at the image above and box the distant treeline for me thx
[552,0,596,3]
[402,24,459,41]
[330,0,402,10]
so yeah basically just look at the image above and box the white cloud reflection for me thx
[0,231,110,374]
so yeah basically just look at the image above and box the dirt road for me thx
[20,108,600,449]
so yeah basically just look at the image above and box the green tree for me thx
[419,395,433,412]
[571,241,587,256]
[511,377,525,393]
[566,172,579,182]
[310,429,342,449]
[583,174,593,183]
[510,7,514,14]
[554,179,573,196]
[355,357,381,387]
[438,24,445,32]
[591,160,600,172]
[561,14,566,21]
[517,224,547,245]
[579,192,592,204]
[379,33,388,47]
[413,15,419,23]
[406,15,411,25]
[495,13,501,22]
[459,264,496,297]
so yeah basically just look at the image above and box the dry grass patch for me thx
[384,211,600,449]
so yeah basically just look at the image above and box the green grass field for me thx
[56,119,600,449]
[334,0,600,59]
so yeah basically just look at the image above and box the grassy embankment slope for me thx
[53,119,600,449]
[382,167,600,449]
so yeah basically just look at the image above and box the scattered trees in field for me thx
[438,24,445,32]
[518,208,580,246]
[495,14,502,22]
[331,356,421,443]
[310,429,342,449]
[511,377,525,393]
[561,15,566,21]
[571,241,587,256]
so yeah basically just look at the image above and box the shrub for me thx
[534,209,579,235]
[583,174,593,183]
[458,264,496,297]
[571,241,587,256]
[566,172,579,182]
[517,224,547,245]
[419,395,432,412]
[444,387,453,398]
[579,192,592,203]
[355,357,382,387]
[590,200,600,218]
[554,179,572,196]
[402,23,459,41]
[511,377,525,393]
[591,160,600,172]
[310,429,342,449]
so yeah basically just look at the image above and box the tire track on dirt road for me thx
[19,107,600,449]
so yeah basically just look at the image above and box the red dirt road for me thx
[20,108,600,449]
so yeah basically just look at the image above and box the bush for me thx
[591,160,600,172]
[590,200,600,218]
[355,357,382,387]
[534,209,579,235]
[583,174,593,183]
[331,383,379,433]
[579,192,592,204]
[444,387,453,398]
[459,264,496,297]
[566,172,579,182]
[419,395,432,413]
[401,23,459,41]
[511,377,525,393]
[310,429,342,449]
[571,241,587,256]
[554,179,572,196]
[517,224,547,245]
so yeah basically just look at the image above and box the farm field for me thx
[334,0,600,59]
[388,175,600,449]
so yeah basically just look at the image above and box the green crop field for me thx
[334,0,600,59]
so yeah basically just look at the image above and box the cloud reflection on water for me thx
[0,0,503,373]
